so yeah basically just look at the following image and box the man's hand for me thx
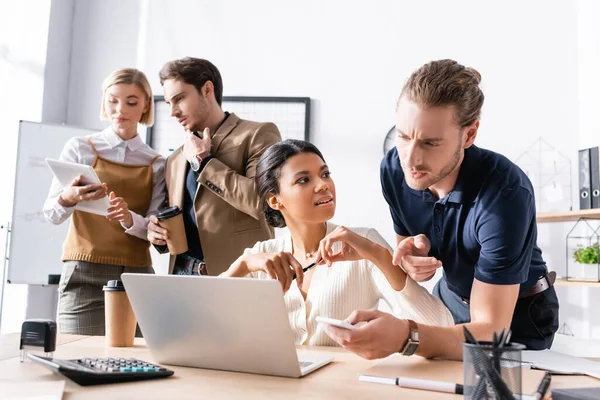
[323,309,409,360]
[393,234,442,282]
[147,215,168,246]
[183,127,211,163]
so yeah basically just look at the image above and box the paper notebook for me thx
[362,354,547,397]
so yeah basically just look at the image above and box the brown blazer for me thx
[164,113,280,275]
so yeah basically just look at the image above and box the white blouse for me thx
[43,127,166,241]
[244,222,454,346]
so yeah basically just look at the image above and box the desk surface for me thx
[1,334,599,399]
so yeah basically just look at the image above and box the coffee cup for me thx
[157,206,188,255]
[103,280,136,347]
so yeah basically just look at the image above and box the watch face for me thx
[402,341,419,356]
[383,125,395,155]
[190,158,200,172]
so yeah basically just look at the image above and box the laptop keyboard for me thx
[299,361,315,369]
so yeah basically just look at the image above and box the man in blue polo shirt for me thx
[324,59,559,361]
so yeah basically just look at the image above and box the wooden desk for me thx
[1,334,599,399]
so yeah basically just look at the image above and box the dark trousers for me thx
[434,276,559,350]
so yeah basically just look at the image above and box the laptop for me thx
[121,274,333,378]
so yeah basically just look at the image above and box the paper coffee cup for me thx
[157,206,188,255]
[103,280,136,347]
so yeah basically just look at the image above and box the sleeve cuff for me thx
[53,201,75,219]
[474,268,528,285]
[122,211,147,237]
[393,223,409,236]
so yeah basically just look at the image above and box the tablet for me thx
[45,158,110,216]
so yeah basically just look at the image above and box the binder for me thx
[579,148,592,210]
[591,146,600,209]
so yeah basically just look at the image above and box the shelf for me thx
[536,209,600,223]
[554,278,600,287]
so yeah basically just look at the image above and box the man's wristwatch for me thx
[400,319,419,356]
[189,153,206,172]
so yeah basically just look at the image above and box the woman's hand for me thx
[106,191,133,228]
[314,226,377,267]
[58,175,107,207]
[228,252,304,293]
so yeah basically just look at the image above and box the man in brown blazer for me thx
[147,57,280,276]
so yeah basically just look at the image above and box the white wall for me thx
[0,0,52,333]
[139,0,581,266]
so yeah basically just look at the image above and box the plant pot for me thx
[571,262,600,281]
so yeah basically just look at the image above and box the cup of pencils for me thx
[463,327,526,399]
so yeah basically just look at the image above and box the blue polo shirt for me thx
[380,145,547,299]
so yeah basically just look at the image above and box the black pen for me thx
[292,260,321,280]
[535,372,551,400]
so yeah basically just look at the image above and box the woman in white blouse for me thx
[222,139,453,346]
[43,68,166,335]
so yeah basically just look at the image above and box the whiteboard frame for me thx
[8,120,98,284]
[145,95,311,148]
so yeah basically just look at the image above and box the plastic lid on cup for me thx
[157,205,182,221]
[103,280,125,292]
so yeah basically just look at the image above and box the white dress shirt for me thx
[244,222,455,346]
[43,127,166,241]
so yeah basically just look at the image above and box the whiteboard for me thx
[8,121,98,284]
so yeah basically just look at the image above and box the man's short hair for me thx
[159,57,223,106]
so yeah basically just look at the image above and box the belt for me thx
[460,271,555,305]
[174,254,207,276]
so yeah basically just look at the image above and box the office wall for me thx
[139,0,580,270]
[34,0,600,338]
[0,0,52,333]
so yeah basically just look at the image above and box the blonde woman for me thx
[43,68,166,335]
[222,139,453,347]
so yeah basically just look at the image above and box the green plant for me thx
[574,243,600,264]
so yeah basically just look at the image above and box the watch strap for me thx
[400,319,419,356]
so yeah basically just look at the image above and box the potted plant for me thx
[573,243,600,280]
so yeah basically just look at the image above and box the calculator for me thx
[28,353,174,386]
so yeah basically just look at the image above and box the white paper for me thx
[0,381,65,400]
[522,349,600,379]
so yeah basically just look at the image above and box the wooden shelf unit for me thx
[536,209,600,223]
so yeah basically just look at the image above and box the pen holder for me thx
[463,341,525,399]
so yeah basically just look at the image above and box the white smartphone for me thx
[316,316,357,330]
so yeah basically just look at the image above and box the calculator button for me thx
[120,367,132,372]
[143,367,156,372]
[132,367,144,372]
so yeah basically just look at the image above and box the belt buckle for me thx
[191,261,207,276]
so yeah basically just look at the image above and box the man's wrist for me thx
[197,151,210,161]
[399,319,420,355]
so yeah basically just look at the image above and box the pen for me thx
[359,374,464,395]
[535,372,551,400]
[292,262,317,280]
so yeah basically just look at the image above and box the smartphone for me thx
[316,316,356,330]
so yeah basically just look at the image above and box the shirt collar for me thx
[102,127,145,151]
[446,145,483,204]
